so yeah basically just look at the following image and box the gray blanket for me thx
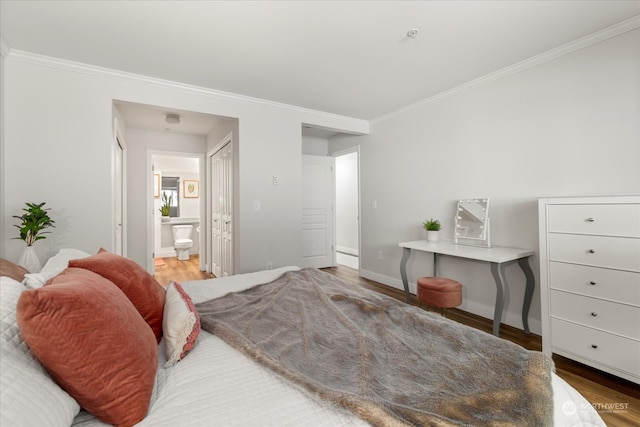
[196,268,553,426]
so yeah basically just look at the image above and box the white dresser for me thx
[538,195,640,384]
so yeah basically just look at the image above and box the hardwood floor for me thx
[153,255,214,287]
[155,259,639,426]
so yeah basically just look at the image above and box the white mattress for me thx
[72,266,605,426]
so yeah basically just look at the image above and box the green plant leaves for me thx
[12,202,55,246]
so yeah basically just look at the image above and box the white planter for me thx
[426,230,440,242]
[161,216,170,222]
[18,246,42,273]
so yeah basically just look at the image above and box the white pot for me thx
[161,216,170,222]
[426,230,440,242]
[18,246,42,273]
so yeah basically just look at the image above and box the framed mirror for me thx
[454,198,491,247]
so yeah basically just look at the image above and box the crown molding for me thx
[373,15,640,123]
[4,48,369,130]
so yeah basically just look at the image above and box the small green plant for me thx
[159,192,172,216]
[13,202,55,246]
[423,218,441,231]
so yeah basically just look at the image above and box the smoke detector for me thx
[165,113,180,125]
[407,29,419,39]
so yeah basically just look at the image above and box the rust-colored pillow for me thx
[68,249,165,342]
[17,268,157,427]
[0,258,29,282]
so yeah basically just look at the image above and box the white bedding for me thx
[72,266,605,426]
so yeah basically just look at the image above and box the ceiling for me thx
[2,1,639,126]
[114,100,232,136]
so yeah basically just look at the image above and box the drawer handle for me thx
[587,249,596,254]
[591,344,598,349]
[590,312,598,317]
[586,218,595,222]
[589,281,597,285]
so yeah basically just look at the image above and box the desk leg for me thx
[518,257,534,335]
[489,262,507,337]
[400,247,411,303]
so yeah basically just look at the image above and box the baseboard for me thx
[156,249,177,258]
[336,246,359,256]
[359,268,542,335]
[360,269,411,293]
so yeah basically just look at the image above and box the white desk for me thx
[399,240,535,336]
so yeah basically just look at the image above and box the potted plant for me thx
[159,192,172,221]
[13,202,55,272]
[423,218,441,242]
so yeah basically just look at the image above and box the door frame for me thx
[146,149,205,273]
[112,117,127,256]
[206,132,233,275]
[332,146,361,272]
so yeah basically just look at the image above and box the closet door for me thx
[220,142,233,277]
[210,149,222,277]
[210,141,233,277]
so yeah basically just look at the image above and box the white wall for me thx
[302,135,328,155]
[330,28,640,334]
[1,52,368,270]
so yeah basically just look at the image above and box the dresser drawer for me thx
[549,233,640,272]
[550,290,640,339]
[551,318,640,378]
[549,262,640,305]
[547,204,640,237]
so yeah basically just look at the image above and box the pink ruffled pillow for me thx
[163,282,200,367]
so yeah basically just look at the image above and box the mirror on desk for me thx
[454,198,491,247]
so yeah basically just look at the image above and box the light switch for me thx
[253,200,261,211]
[272,176,280,186]
[372,200,378,210]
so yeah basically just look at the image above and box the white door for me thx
[220,143,233,277]
[113,136,124,256]
[301,155,335,268]
[210,149,222,277]
[210,140,233,277]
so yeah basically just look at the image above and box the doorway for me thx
[150,152,204,272]
[334,148,360,270]
[113,117,126,256]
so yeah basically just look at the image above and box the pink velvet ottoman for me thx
[416,277,462,314]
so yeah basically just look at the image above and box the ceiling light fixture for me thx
[407,28,419,39]
[165,113,180,125]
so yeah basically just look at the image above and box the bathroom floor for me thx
[153,255,214,287]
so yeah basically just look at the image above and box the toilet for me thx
[172,225,193,261]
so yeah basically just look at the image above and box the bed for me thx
[1,251,606,427]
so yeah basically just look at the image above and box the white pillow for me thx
[22,248,91,289]
[0,276,80,426]
[163,281,200,367]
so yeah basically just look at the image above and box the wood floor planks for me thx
[154,259,639,426]
[153,255,214,287]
